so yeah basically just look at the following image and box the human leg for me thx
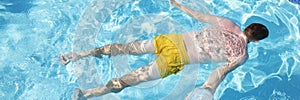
[59,39,155,65]
[74,61,161,99]
[92,39,155,57]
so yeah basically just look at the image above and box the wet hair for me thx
[244,23,269,41]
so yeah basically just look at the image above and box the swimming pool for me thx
[0,0,299,99]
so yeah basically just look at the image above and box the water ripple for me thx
[212,0,300,99]
[71,0,300,99]
[1,0,300,99]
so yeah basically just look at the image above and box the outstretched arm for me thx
[185,57,245,99]
[170,0,224,25]
[201,57,245,93]
[170,0,241,32]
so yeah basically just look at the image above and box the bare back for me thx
[182,20,248,64]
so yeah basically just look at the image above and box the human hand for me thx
[170,0,179,7]
[185,88,213,100]
[170,0,175,5]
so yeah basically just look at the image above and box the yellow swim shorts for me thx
[154,34,190,78]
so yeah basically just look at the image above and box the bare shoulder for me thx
[216,18,242,34]
[228,52,248,66]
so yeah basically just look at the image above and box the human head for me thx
[243,23,269,43]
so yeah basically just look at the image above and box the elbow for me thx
[202,83,216,94]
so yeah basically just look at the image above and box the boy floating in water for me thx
[59,0,269,99]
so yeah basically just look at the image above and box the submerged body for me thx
[59,0,268,99]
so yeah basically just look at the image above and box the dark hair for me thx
[244,23,269,41]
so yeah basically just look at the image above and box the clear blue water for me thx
[1,0,300,100]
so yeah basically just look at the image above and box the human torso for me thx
[182,26,247,64]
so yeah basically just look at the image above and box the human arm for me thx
[170,0,240,32]
[201,57,246,93]
[170,0,224,25]
[185,57,244,99]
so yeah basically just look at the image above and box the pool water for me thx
[1,0,300,100]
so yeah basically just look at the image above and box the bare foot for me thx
[72,88,87,100]
[58,52,81,65]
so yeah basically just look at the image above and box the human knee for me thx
[93,44,117,56]
[106,78,128,93]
